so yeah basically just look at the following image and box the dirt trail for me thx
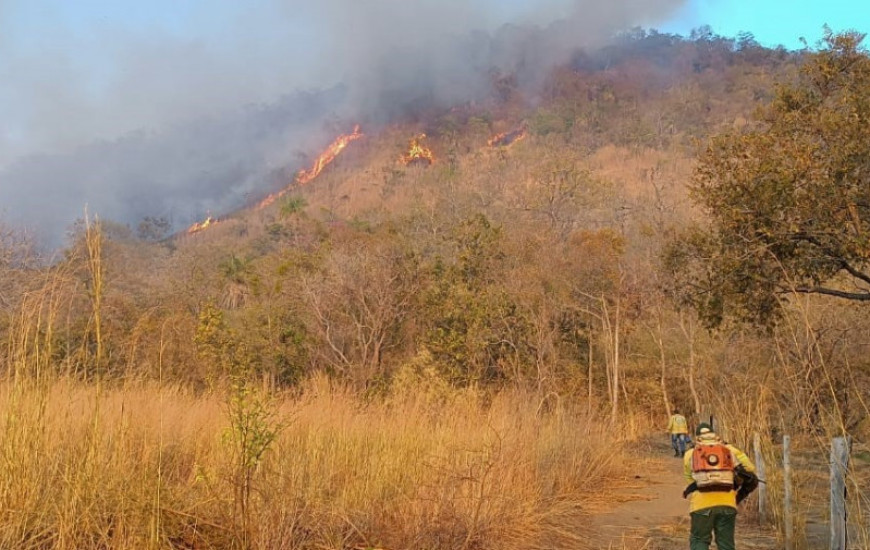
[590,447,688,549]
[589,441,780,549]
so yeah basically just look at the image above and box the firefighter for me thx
[667,408,690,457]
[682,423,757,550]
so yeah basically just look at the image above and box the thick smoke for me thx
[1,88,348,243]
[308,0,687,113]
[0,0,686,246]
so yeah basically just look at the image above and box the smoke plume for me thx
[0,0,687,246]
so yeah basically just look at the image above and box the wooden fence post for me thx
[784,435,794,550]
[754,432,767,524]
[830,437,851,550]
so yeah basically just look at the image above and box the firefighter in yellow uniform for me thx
[667,409,690,456]
[682,423,756,550]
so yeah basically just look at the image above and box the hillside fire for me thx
[400,134,434,166]
[187,216,218,234]
[488,126,527,148]
[257,190,285,210]
[256,126,364,210]
[296,125,364,185]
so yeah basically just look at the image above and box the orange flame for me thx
[255,126,363,210]
[187,216,217,234]
[400,133,435,166]
[488,127,527,148]
[296,125,364,185]
[257,189,286,210]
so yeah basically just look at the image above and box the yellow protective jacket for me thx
[667,414,689,434]
[683,439,755,512]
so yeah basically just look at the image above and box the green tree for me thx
[667,31,870,326]
[422,215,534,386]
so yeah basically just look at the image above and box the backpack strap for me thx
[682,482,699,499]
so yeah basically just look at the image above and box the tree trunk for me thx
[587,331,594,413]
[679,311,702,418]
[599,295,621,424]
[654,313,672,418]
[611,295,620,423]
[85,214,104,373]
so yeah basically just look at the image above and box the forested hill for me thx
[0,28,817,397]
[6,24,870,550]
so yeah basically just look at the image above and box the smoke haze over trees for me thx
[0,0,686,246]
[1,24,869,548]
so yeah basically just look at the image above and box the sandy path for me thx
[590,449,688,549]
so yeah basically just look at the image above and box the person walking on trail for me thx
[667,409,690,457]
[682,423,758,550]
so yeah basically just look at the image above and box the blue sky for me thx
[665,0,870,48]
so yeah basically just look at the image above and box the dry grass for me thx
[0,375,627,549]
[706,304,870,550]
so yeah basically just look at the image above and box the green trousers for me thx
[690,506,737,550]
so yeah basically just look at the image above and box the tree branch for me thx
[838,261,870,286]
[790,232,870,285]
[792,286,870,301]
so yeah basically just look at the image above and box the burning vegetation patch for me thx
[296,125,364,185]
[187,216,218,235]
[488,126,527,148]
[400,134,434,166]
[257,126,364,210]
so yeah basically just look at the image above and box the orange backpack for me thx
[691,443,736,491]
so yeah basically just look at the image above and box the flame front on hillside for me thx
[488,127,527,148]
[400,134,434,166]
[187,216,218,234]
[256,125,364,210]
[296,125,364,185]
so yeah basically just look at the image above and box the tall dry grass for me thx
[705,294,870,550]
[0,375,625,549]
